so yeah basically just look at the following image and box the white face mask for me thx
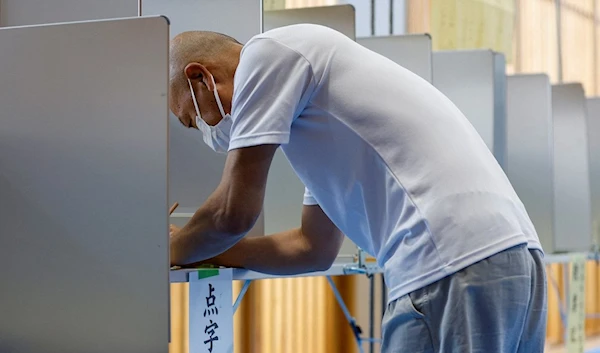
[187,75,232,154]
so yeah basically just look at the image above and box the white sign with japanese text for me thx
[566,253,586,353]
[189,268,233,353]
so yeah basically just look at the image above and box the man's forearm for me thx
[210,228,329,275]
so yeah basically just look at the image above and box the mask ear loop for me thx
[187,78,202,119]
[210,75,228,118]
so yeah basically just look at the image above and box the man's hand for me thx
[170,224,227,268]
[169,224,181,238]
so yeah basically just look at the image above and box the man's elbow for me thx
[214,208,259,237]
[313,258,335,272]
[310,247,338,272]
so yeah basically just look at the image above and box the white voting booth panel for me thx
[264,4,356,39]
[506,74,555,252]
[141,0,260,41]
[141,0,264,237]
[357,34,433,83]
[0,16,169,353]
[432,50,507,168]
[587,98,600,246]
[552,84,592,252]
[262,5,358,257]
[0,0,138,26]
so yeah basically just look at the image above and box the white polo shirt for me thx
[228,24,543,302]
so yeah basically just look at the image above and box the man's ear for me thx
[184,63,213,90]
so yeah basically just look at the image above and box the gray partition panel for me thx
[552,84,592,252]
[506,74,555,252]
[142,0,261,212]
[141,0,265,236]
[264,5,356,39]
[432,50,507,168]
[357,34,433,82]
[141,0,260,43]
[0,0,138,26]
[0,17,169,353]
[587,98,600,246]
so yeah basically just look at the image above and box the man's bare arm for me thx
[205,204,345,275]
[169,144,278,266]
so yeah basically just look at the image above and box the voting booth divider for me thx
[140,0,266,251]
[0,16,170,353]
[357,34,433,83]
[141,0,263,220]
[432,49,507,169]
[263,4,356,38]
[505,74,555,253]
[551,84,593,253]
[0,0,139,26]
[544,84,596,347]
[587,99,600,248]
[585,98,600,341]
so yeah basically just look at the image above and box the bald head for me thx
[170,31,241,90]
[169,31,243,129]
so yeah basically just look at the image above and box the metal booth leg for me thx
[326,275,367,353]
[233,279,252,314]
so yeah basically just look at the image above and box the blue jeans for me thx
[381,244,547,353]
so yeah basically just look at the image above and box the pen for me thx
[169,202,179,215]
[169,202,180,270]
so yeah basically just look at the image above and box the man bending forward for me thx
[168,24,547,353]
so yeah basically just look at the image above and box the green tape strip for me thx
[197,268,220,279]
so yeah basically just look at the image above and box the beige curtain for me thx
[513,0,560,82]
[560,0,596,94]
[245,276,356,353]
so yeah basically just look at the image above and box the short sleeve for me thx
[303,187,319,206]
[228,38,315,151]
